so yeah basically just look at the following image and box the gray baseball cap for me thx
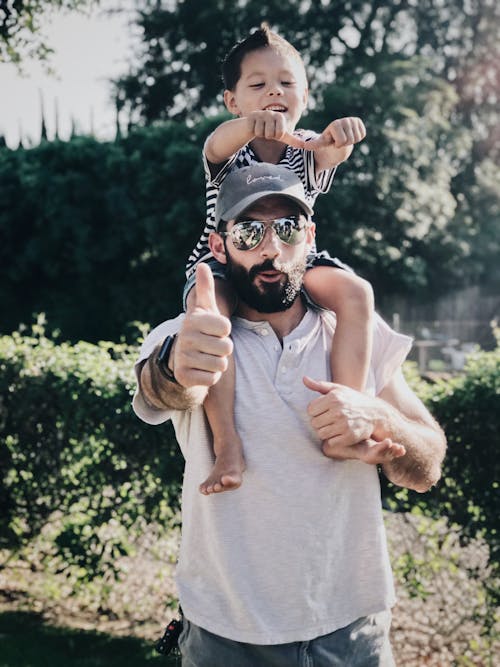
[214,163,313,228]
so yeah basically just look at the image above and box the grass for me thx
[0,611,179,667]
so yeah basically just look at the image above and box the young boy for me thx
[184,25,405,495]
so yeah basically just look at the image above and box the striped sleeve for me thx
[300,130,337,196]
[185,148,240,277]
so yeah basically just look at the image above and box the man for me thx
[133,163,446,666]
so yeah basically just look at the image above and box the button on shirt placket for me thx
[277,340,300,396]
[254,325,281,373]
[252,325,299,396]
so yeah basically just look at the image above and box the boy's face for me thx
[224,47,308,133]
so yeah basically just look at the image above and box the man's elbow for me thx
[412,464,442,493]
[411,434,447,493]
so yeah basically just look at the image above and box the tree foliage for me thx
[306,57,476,297]
[1,99,498,342]
[0,0,98,64]
[0,123,209,341]
[116,0,500,133]
[114,0,500,295]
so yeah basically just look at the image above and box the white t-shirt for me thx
[133,310,412,644]
[185,129,336,277]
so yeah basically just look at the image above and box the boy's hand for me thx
[304,117,366,151]
[246,110,306,149]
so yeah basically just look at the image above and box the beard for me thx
[225,253,307,313]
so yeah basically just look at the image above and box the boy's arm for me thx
[305,117,366,173]
[205,112,305,165]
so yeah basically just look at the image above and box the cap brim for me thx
[217,192,313,228]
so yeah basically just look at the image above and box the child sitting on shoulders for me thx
[183,25,404,495]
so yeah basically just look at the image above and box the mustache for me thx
[248,259,281,282]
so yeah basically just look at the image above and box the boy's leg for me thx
[303,265,405,465]
[303,265,374,391]
[185,275,245,495]
[201,353,245,494]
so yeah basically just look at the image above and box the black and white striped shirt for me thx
[185,129,336,278]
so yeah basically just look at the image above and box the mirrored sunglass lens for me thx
[275,217,305,244]
[230,218,306,249]
[232,222,264,249]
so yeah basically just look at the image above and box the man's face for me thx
[221,196,314,313]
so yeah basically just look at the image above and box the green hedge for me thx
[387,333,500,562]
[0,319,182,577]
[1,323,499,577]
[2,108,498,344]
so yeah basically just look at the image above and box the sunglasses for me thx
[219,216,309,251]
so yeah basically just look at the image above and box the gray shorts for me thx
[178,610,395,667]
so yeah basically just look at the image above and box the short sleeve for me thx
[202,141,240,186]
[300,130,337,194]
[371,313,413,395]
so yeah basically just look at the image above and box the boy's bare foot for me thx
[199,445,246,495]
[353,437,406,465]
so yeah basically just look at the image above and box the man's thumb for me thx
[194,263,220,313]
[303,375,333,395]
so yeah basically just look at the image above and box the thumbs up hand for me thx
[174,264,233,388]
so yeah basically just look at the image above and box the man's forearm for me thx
[138,346,208,412]
[373,398,446,493]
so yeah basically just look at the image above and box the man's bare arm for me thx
[138,344,208,412]
[305,371,446,493]
[376,370,446,492]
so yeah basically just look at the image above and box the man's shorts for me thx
[178,610,395,667]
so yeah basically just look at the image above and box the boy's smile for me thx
[224,47,308,133]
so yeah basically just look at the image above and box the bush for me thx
[390,341,500,561]
[387,339,500,633]
[0,319,182,578]
[1,323,499,585]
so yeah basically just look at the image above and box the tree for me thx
[114,0,499,298]
[0,0,99,65]
[306,55,470,297]
[115,1,500,129]
[0,122,208,341]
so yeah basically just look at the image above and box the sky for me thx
[0,2,136,149]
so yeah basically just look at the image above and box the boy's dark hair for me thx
[222,23,306,91]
